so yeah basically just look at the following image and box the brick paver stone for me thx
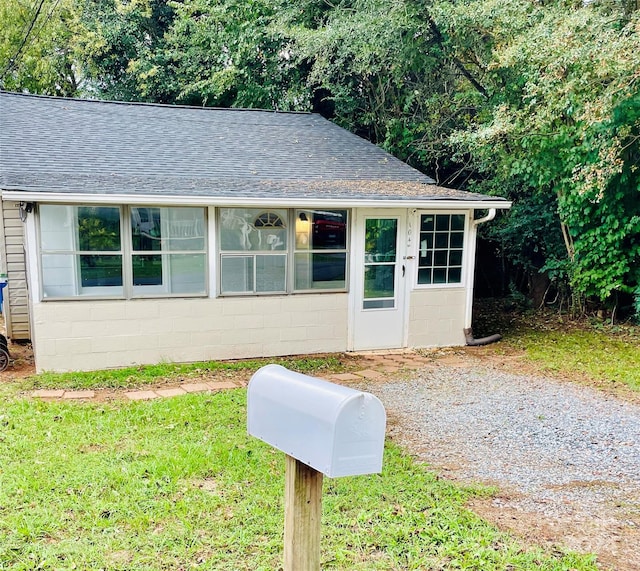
[329,373,362,381]
[377,365,401,373]
[181,382,212,393]
[32,389,66,398]
[125,391,159,401]
[63,390,95,399]
[154,388,187,398]
[354,369,385,380]
[206,381,238,390]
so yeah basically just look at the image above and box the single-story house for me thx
[0,91,510,372]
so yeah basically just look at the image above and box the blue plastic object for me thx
[0,282,6,314]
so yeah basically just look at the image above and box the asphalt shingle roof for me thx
[0,92,505,205]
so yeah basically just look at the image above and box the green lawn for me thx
[0,390,598,570]
[19,355,346,391]
[504,323,640,391]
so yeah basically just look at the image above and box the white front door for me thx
[351,211,406,350]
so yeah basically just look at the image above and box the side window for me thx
[294,210,348,291]
[417,213,465,285]
[40,205,124,297]
[131,206,207,296]
[39,204,207,298]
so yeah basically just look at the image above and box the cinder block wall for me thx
[32,294,348,372]
[407,288,466,348]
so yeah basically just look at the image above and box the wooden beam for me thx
[284,454,323,571]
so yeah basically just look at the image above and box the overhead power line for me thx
[0,0,48,83]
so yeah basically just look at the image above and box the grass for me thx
[472,300,640,392]
[516,328,640,390]
[20,354,347,391]
[0,390,598,570]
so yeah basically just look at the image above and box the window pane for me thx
[435,232,448,248]
[450,232,464,248]
[448,268,462,283]
[364,265,395,299]
[41,254,76,297]
[435,215,450,231]
[418,251,432,266]
[449,250,463,266]
[131,207,161,251]
[78,207,121,251]
[294,253,346,290]
[296,210,347,250]
[417,268,432,284]
[421,215,434,232]
[221,256,253,293]
[434,251,448,267]
[363,299,395,309]
[164,207,206,251]
[79,255,123,287]
[220,208,287,251]
[421,234,433,250]
[451,215,465,231]
[365,219,397,262]
[168,254,206,294]
[133,254,162,286]
[40,205,75,251]
[433,268,447,284]
[256,255,286,292]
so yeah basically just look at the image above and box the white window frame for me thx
[414,211,468,289]
[217,208,350,297]
[37,204,208,300]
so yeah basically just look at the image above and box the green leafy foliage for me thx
[3,0,639,315]
[0,0,81,94]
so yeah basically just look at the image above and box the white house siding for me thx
[407,288,466,348]
[0,201,30,340]
[31,294,348,372]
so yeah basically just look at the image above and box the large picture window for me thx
[39,205,206,298]
[219,208,349,295]
[417,213,465,285]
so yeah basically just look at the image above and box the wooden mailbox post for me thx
[247,365,386,571]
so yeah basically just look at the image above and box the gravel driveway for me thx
[367,360,640,571]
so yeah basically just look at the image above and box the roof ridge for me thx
[0,90,313,116]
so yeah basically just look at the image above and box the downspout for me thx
[464,208,502,346]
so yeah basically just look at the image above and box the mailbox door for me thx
[351,210,407,350]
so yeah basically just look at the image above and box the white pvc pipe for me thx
[464,209,497,328]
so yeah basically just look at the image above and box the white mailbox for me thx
[247,364,386,478]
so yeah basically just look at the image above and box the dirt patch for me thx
[468,495,640,571]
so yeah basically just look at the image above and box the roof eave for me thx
[1,189,511,210]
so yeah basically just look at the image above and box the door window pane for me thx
[365,219,397,262]
[364,265,395,299]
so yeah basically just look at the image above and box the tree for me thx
[0,0,81,95]
[443,0,640,312]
